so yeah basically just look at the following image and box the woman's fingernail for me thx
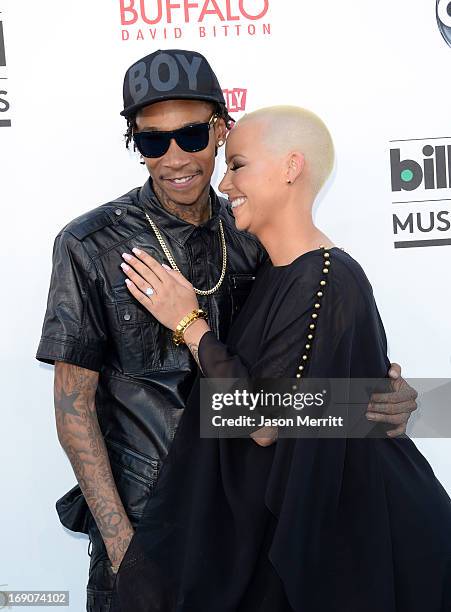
[366,413,377,421]
[132,248,141,255]
[162,264,171,270]
[122,253,132,261]
[125,279,131,285]
[121,263,130,271]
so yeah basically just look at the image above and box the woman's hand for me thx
[121,248,199,331]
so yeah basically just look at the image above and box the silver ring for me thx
[145,286,154,297]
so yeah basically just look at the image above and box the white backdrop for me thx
[1,1,450,610]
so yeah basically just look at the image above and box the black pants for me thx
[86,516,140,612]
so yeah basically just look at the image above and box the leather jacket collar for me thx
[139,178,222,247]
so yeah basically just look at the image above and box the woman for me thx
[111,107,451,611]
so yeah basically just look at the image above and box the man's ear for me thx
[286,152,305,184]
[215,118,227,147]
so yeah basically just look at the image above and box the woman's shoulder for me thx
[329,248,374,290]
[288,247,368,278]
[288,247,375,305]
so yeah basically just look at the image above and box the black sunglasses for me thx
[133,113,218,159]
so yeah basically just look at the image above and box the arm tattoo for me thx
[54,362,133,564]
[58,389,80,425]
[187,341,204,373]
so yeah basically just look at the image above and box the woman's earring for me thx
[287,179,292,184]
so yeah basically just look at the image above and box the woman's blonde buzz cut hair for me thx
[238,105,335,197]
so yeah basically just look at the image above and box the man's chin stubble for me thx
[153,182,210,224]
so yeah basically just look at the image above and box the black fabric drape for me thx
[111,248,451,611]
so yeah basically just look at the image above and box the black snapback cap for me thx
[121,49,229,118]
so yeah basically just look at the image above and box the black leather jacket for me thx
[36,179,266,534]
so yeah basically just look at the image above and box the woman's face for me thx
[219,119,284,236]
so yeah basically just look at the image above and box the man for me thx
[36,49,417,612]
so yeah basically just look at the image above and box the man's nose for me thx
[162,138,191,167]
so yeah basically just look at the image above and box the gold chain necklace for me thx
[144,212,228,296]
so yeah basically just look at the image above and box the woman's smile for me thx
[230,196,247,210]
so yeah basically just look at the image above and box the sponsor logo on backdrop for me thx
[0,10,11,128]
[437,0,451,47]
[223,88,246,112]
[120,0,271,41]
[390,137,451,248]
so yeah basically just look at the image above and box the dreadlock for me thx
[124,114,138,151]
[123,102,234,152]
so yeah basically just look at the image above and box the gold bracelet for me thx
[173,308,207,346]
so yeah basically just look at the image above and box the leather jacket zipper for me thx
[106,438,159,468]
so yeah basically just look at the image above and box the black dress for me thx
[111,248,451,612]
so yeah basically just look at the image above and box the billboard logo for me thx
[437,0,451,47]
[390,146,451,191]
[0,12,11,128]
[390,137,451,249]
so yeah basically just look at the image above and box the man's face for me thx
[135,99,226,207]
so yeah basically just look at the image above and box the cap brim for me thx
[121,93,226,118]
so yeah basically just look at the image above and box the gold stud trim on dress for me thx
[144,212,228,296]
[295,247,331,380]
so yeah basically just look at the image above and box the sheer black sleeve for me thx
[198,330,251,378]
